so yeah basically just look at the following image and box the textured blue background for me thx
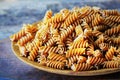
[0,0,120,40]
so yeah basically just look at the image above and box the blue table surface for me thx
[0,0,120,80]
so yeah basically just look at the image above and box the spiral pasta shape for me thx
[48,52,67,63]
[60,8,70,20]
[99,43,110,51]
[46,60,65,69]
[44,10,52,21]
[103,61,120,68]
[102,18,118,27]
[71,40,88,49]
[86,44,94,56]
[75,25,83,36]
[95,35,104,47]
[60,25,75,42]
[67,55,78,67]
[102,10,120,16]
[105,46,116,61]
[93,50,103,58]
[92,13,103,27]
[39,46,59,57]
[105,25,120,36]
[82,22,91,30]
[49,13,63,23]
[87,57,105,65]
[25,24,38,33]
[106,15,120,23]
[28,39,42,61]
[51,22,61,29]
[10,6,120,71]
[26,39,40,51]
[19,45,27,57]
[45,37,55,46]
[71,63,92,71]
[63,12,79,27]
[92,30,103,37]
[18,33,33,46]
[93,25,108,32]
[28,45,39,61]
[71,19,82,27]
[111,37,120,45]
[10,29,26,41]
[82,13,95,23]
[66,48,86,58]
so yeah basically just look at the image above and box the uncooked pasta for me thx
[10,6,120,71]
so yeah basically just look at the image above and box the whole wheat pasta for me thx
[10,6,120,71]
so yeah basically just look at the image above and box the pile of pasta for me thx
[10,6,120,71]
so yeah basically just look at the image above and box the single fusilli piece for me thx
[17,33,33,46]
[47,52,67,63]
[10,29,26,41]
[111,37,120,46]
[102,18,118,27]
[105,25,120,36]
[63,12,79,27]
[60,25,75,42]
[66,48,86,58]
[44,10,52,22]
[103,61,120,68]
[46,60,65,69]
[71,63,92,71]
[105,46,117,61]
[91,13,103,27]
[39,46,59,57]
[87,57,105,65]
[106,15,120,23]
[102,10,120,16]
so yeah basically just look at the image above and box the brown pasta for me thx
[71,40,88,49]
[99,43,110,51]
[93,25,108,32]
[17,33,33,46]
[105,46,116,61]
[10,29,26,41]
[102,18,118,27]
[44,10,52,21]
[87,57,105,65]
[66,48,86,58]
[63,12,79,27]
[111,37,120,46]
[105,25,120,36]
[28,39,42,61]
[91,13,103,27]
[10,6,120,71]
[39,46,59,57]
[46,60,65,69]
[24,24,38,33]
[47,52,67,63]
[103,61,120,68]
[49,13,64,23]
[60,25,75,42]
[71,63,92,71]
[82,13,95,23]
[102,10,120,16]
[106,15,120,23]
[19,45,27,57]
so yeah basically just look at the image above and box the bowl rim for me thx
[11,42,120,76]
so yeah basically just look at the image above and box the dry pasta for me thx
[10,6,120,71]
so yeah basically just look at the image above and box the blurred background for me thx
[0,0,120,40]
